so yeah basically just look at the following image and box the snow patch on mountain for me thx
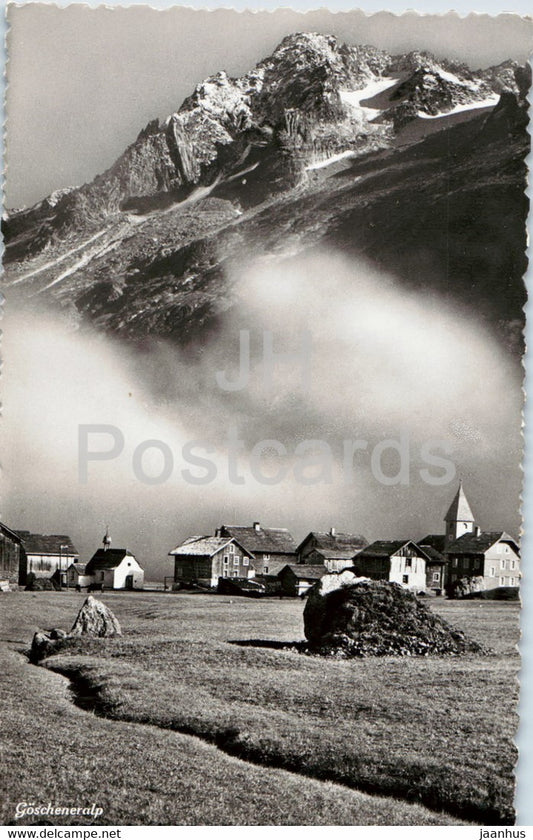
[340,77,398,120]
[305,150,357,171]
[418,94,500,120]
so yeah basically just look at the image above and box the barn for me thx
[17,532,79,586]
[0,522,23,587]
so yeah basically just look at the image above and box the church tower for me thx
[444,481,477,548]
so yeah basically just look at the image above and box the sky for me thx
[6,5,533,208]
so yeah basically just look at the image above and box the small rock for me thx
[30,630,57,664]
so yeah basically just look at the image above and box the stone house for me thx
[445,531,520,589]
[170,536,255,588]
[217,522,296,576]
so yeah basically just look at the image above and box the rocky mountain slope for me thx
[3,33,530,349]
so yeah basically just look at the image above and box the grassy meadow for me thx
[0,590,520,826]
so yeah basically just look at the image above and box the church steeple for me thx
[102,526,111,552]
[444,481,476,547]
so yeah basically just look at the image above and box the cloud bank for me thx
[2,249,522,576]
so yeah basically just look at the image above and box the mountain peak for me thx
[4,32,528,272]
[275,31,341,50]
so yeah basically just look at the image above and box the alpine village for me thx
[0,482,520,600]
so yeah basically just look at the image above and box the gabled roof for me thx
[418,545,447,565]
[0,522,22,544]
[86,548,136,573]
[420,534,446,553]
[445,482,475,523]
[297,531,368,553]
[169,536,253,558]
[356,540,431,561]
[312,548,362,561]
[279,564,326,580]
[15,531,78,556]
[446,531,519,556]
[67,562,88,574]
[219,525,296,554]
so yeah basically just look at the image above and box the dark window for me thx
[402,574,409,584]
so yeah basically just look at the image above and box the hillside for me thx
[3,33,530,350]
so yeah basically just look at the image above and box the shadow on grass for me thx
[227,639,308,652]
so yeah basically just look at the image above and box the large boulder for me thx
[29,597,121,663]
[70,595,122,637]
[303,574,485,657]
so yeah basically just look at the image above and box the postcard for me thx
[1,5,531,828]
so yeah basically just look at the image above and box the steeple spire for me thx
[103,526,111,552]
[444,481,476,547]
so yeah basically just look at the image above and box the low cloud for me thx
[2,249,523,576]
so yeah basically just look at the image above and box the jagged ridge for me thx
[5,32,529,250]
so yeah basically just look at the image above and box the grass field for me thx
[0,590,519,826]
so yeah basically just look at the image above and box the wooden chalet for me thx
[170,535,255,588]
[350,540,430,592]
